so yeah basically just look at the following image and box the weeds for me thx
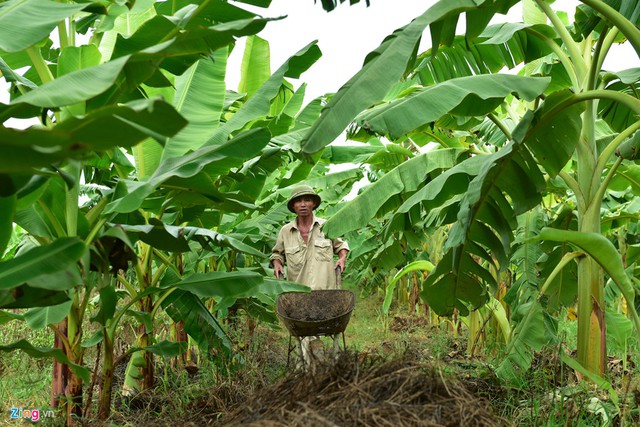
[2,286,640,426]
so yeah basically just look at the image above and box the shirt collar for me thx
[290,214,320,230]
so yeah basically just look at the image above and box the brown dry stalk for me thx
[221,353,508,426]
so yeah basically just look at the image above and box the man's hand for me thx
[334,249,348,272]
[273,259,285,279]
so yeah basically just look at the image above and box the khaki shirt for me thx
[270,215,349,290]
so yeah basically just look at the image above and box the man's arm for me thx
[272,258,285,279]
[334,248,348,272]
[271,228,286,279]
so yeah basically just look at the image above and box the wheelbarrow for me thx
[277,268,355,366]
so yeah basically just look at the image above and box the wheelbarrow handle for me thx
[277,271,285,280]
[335,265,342,289]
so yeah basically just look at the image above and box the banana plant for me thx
[0,0,294,423]
[304,0,640,379]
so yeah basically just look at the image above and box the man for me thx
[271,185,348,288]
[271,185,349,366]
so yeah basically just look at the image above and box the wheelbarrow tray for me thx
[277,290,355,337]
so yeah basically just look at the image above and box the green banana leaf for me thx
[0,193,15,256]
[23,300,73,329]
[495,302,551,383]
[422,89,583,316]
[0,339,90,382]
[323,148,463,238]
[393,155,486,226]
[161,48,229,161]
[1,99,187,172]
[11,15,268,109]
[0,0,87,52]
[383,260,434,314]
[171,271,263,298]
[537,228,636,308]
[57,44,103,76]
[600,78,640,134]
[239,35,271,98]
[91,282,118,326]
[514,90,585,177]
[116,221,266,258]
[0,284,70,309]
[301,0,524,154]
[606,310,634,352]
[357,75,550,139]
[417,23,554,85]
[506,210,549,308]
[161,289,232,354]
[13,56,129,107]
[127,340,188,357]
[207,41,321,145]
[0,237,84,290]
[0,309,23,325]
[424,144,544,316]
[106,127,272,214]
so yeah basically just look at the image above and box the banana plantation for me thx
[1,0,640,425]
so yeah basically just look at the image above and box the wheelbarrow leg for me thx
[286,336,306,369]
[295,337,307,369]
[286,335,293,368]
[330,332,347,360]
[332,334,340,354]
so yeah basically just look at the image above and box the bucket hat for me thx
[287,185,321,213]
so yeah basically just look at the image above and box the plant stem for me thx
[488,113,512,141]
[587,24,609,93]
[538,251,584,297]
[525,27,580,89]
[535,0,587,86]
[57,20,69,49]
[38,199,67,238]
[558,170,585,211]
[65,162,81,237]
[594,120,640,182]
[595,27,619,81]
[580,0,640,55]
[26,46,54,84]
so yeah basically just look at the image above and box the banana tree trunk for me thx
[59,296,84,425]
[576,209,607,374]
[51,319,68,408]
[576,98,606,375]
[97,330,114,419]
[65,372,83,424]
[122,326,155,397]
[122,293,155,397]
[170,321,190,370]
[467,309,483,356]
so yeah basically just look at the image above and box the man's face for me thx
[293,196,315,217]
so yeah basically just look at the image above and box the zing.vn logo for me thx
[10,408,55,422]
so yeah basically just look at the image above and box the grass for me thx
[1,283,640,426]
[0,318,54,411]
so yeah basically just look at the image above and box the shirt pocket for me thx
[314,239,333,262]
[285,245,305,267]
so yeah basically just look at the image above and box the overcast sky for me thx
[1,1,637,129]
[227,0,637,102]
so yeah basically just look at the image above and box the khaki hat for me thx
[287,185,321,212]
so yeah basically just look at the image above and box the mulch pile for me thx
[217,352,507,427]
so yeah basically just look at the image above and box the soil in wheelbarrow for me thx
[279,290,353,322]
[218,351,507,427]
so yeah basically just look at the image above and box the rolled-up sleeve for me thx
[332,236,349,254]
[270,228,286,266]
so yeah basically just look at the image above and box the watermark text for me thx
[9,407,55,422]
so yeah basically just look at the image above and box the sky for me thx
[226,0,438,100]
[1,0,637,129]
[227,0,638,103]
